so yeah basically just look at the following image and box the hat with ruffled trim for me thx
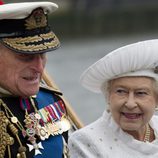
[80,39,158,93]
[0,2,60,54]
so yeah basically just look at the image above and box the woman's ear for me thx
[156,95,158,106]
[155,96,158,111]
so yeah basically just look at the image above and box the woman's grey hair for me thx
[101,76,158,103]
[101,80,111,103]
[154,79,158,96]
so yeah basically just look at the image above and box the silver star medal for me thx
[27,142,44,155]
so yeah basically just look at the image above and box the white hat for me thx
[80,39,158,93]
[0,2,60,54]
[0,2,58,19]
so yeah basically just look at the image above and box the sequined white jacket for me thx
[68,111,158,158]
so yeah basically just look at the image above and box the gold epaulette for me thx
[40,82,63,96]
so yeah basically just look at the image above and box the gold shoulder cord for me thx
[0,99,27,158]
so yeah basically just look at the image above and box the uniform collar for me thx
[0,86,12,97]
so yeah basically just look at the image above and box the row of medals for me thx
[12,103,71,143]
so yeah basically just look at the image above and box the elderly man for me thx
[0,1,70,158]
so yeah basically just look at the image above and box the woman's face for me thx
[108,77,158,132]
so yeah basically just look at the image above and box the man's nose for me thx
[32,54,46,72]
[125,92,137,109]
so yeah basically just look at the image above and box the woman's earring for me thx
[106,108,110,113]
[155,106,158,111]
[106,102,111,113]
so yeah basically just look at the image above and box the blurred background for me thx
[4,0,158,125]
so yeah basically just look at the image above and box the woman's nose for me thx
[125,92,137,109]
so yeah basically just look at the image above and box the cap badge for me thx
[25,8,47,30]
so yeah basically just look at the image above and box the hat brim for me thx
[0,31,60,54]
[80,39,158,93]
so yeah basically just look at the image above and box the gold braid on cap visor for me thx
[2,32,59,52]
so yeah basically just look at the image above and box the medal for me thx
[11,116,18,123]
[47,122,59,135]
[22,106,44,156]
[27,141,44,156]
[60,117,71,132]
[37,125,49,140]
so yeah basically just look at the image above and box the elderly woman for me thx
[68,39,158,158]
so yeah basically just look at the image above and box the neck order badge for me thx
[0,0,3,5]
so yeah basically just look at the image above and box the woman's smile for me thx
[121,112,143,120]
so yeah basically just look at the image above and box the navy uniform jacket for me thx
[1,85,69,158]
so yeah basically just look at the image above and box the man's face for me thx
[0,44,47,97]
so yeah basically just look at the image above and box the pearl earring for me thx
[155,107,158,111]
[106,109,110,113]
